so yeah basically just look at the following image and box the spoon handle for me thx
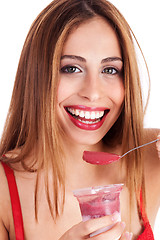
[121,139,159,158]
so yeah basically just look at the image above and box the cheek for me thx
[108,81,125,107]
[57,80,73,104]
[116,85,125,106]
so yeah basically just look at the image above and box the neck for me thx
[61,139,124,191]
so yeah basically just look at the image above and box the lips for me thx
[65,105,110,130]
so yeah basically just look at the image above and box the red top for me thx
[1,162,155,239]
[1,162,24,240]
[137,190,155,240]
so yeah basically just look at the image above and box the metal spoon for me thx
[83,139,159,165]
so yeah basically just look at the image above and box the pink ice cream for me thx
[83,151,121,165]
[79,194,120,220]
[73,184,123,236]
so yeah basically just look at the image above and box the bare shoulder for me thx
[143,128,160,170]
[143,128,159,139]
[0,162,12,238]
[143,128,160,209]
[143,128,159,167]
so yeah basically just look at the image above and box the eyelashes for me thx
[60,65,81,74]
[60,65,122,75]
[102,67,118,75]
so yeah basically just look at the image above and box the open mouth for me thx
[65,106,110,130]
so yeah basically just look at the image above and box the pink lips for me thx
[83,151,121,165]
[65,105,109,131]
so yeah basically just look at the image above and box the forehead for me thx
[62,17,122,58]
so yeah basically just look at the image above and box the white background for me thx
[0,0,160,238]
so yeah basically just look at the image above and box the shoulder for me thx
[143,128,160,173]
[143,128,159,167]
[143,128,159,140]
[143,128,160,210]
[0,162,11,216]
[0,161,12,237]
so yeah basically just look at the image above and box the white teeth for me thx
[78,118,101,124]
[67,107,105,120]
[91,112,96,119]
[95,112,100,119]
[85,111,90,119]
[99,111,104,118]
[68,108,75,115]
[75,109,80,116]
[79,111,85,118]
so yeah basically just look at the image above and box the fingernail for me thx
[156,136,160,143]
[111,211,121,222]
[156,137,160,143]
[128,232,133,240]
[125,232,133,240]
[156,140,160,150]
[120,221,126,229]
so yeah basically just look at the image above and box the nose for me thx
[78,73,104,102]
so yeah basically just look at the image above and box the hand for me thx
[59,212,133,240]
[156,135,160,159]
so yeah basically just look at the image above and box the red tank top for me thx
[137,189,155,240]
[1,161,155,239]
[2,162,24,240]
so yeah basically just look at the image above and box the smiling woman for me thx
[57,17,124,139]
[0,0,160,240]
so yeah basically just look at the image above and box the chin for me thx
[63,128,107,147]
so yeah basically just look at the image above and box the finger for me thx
[59,212,121,239]
[156,135,160,159]
[78,212,121,237]
[59,213,124,240]
[156,134,160,143]
[89,221,126,240]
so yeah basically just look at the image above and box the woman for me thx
[0,0,160,239]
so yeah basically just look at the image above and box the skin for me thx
[57,17,124,147]
[0,17,160,240]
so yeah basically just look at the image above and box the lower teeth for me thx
[67,109,103,124]
[77,118,101,124]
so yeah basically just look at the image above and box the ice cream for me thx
[83,151,121,165]
[73,184,123,236]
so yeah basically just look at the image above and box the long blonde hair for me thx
[0,0,149,220]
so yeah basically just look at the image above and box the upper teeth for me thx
[67,107,105,119]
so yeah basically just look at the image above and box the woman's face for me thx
[57,17,124,146]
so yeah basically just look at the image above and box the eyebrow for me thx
[61,55,86,62]
[101,57,123,63]
[61,55,123,63]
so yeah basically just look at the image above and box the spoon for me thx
[83,139,159,165]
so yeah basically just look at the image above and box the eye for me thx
[61,65,81,73]
[102,67,118,75]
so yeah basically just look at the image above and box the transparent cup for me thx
[73,184,123,237]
